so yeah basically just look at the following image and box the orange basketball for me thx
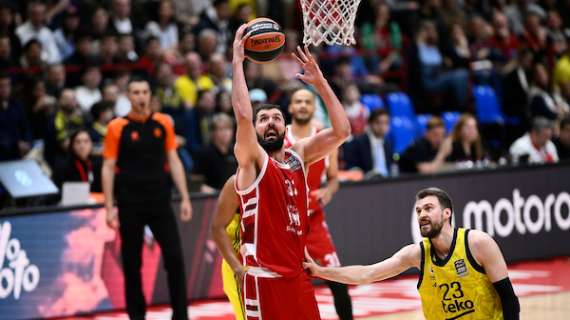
[243,17,285,64]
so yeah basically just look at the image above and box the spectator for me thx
[154,62,184,112]
[209,52,231,92]
[521,10,547,56]
[342,83,368,136]
[102,81,131,117]
[53,129,102,193]
[343,109,393,177]
[215,89,232,116]
[0,3,20,55]
[90,6,110,41]
[64,32,93,69]
[117,33,138,63]
[53,6,80,61]
[75,65,103,112]
[400,116,452,174]
[136,36,163,77]
[447,23,471,69]
[177,31,196,58]
[554,116,570,160]
[197,28,219,60]
[193,113,237,192]
[412,20,469,109]
[490,11,520,63]
[195,0,232,53]
[545,10,567,59]
[110,0,135,35]
[98,33,119,65]
[145,0,179,52]
[15,1,61,64]
[0,35,18,69]
[45,63,66,97]
[446,114,485,162]
[229,3,254,35]
[529,63,569,120]
[46,88,87,167]
[175,52,214,108]
[509,117,558,164]
[361,3,402,75]
[502,48,534,121]
[0,74,31,161]
[89,101,115,147]
[20,39,44,70]
[23,77,56,140]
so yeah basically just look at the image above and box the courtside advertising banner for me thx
[0,163,568,319]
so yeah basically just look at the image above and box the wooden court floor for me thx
[366,291,570,320]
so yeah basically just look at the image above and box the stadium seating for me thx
[473,86,505,125]
[442,111,461,133]
[390,116,416,154]
[386,92,416,119]
[361,94,384,112]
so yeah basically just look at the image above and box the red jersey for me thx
[236,149,310,278]
[285,125,327,214]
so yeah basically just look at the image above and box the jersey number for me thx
[439,281,464,300]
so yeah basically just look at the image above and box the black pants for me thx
[327,280,353,320]
[118,203,188,320]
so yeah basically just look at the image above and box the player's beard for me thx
[419,215,444,238]
[258,128,285,152]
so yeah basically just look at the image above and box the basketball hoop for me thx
[300,0,362,46]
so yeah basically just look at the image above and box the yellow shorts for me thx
[222,259,245,320]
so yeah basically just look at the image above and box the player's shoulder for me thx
[152,112,174,127]
[466,228,495,247]
[107,117,129,132]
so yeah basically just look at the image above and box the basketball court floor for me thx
[59,257,570,320]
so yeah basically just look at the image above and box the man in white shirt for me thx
[75,66,102,112]
[111,0,134,35]
[16,1,61,64]
[509,117,559,164]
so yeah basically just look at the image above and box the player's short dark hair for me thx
[531,117,554,133]
[368,108,389,124]
[416,187,453,225]
[253,104,284,123]
[127,76,149,91]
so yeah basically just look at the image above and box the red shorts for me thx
[243,271,321,320]
[306,208,340,267]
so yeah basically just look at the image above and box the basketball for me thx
[243,17,285,64]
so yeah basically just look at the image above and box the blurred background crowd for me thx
[1,0,570,201]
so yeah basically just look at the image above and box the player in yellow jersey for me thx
[211,175,246,320]
[304,187,520,320]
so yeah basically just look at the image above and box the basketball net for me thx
[300,0,362,46]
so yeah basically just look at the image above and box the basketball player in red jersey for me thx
[285,88,353,319]
[231,23,351,320]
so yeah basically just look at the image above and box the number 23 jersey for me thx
[418,228,503,320]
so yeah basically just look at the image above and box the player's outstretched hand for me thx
[303,248,322,277]
[293,46,325,86]
[232,24,249,63]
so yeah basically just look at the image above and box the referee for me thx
[102,77,192,320]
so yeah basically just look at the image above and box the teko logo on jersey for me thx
[0,222,40,300]
[411,189,570,242]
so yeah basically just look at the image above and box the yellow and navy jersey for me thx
[418,228,503,320]
[225,213,241,254]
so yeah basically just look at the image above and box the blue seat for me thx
[386,92,416,119]
[473,86,504,124]
[361,94,384,112]
[390,116,417,154]
[416,114,432,138]
[442,112,461,133]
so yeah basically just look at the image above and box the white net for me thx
[300,0,362,46]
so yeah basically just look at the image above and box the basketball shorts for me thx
[222,259,245,320]
[242,270,321,320]
[306,208,341,267]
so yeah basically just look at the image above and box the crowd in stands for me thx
[1,0,570,202]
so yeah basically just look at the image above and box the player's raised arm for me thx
[292,46,351,165]
[211,176,246,279]
[232,25,264,186]
[304,244,421,285]
[469,230,520,319]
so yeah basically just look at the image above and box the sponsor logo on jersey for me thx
[454,259,468,277]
